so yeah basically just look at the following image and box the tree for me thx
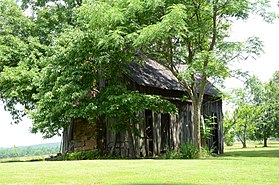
[223,112,235,146]
[225,72,279,148]
[0,0,42,122]
[263,71,279,145]
[268,71,279,136]
[245,74,279,147]
[225,87,264,148]
[1,1,177,154]
[234,104,264,148]
[132,0,275,150]
[245,76,269,146]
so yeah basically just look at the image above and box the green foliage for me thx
[60,150,132,160]
[199,146,215,158]
[21,0,82,10]
[163,150,180,160]
[0,0,44,122]
[224,134,234,146]
[63,150,101,160]
[236,104,264,138]
[202,115,217,140]
[225,72,279,148]
[180,142,199,159]
[130,0,274,150]
[264,71,279,139]
[163,142,208,159]
[225,88,264,148]
[95,85,176,119]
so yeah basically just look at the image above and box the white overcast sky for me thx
[0,0,278,148]
[225,0,279,88]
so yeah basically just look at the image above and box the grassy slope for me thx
[0,143,278,185]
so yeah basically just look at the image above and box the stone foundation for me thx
[72,119,97,151]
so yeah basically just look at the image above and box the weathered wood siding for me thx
[62,121,74,153]
[63,98,223,156]
[104,101,195,157]
[202,99,224,154]
[62,83,223,156]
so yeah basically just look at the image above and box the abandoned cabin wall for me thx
[62,119,98,153]
[62,59,224,156]
[63,97,223,156]
[202,98,224,154]
[104,100,196,157]
[105,118,129,157]
[61,92,223,156]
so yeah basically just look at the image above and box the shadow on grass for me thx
[221,149,279,158]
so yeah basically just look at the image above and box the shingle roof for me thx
[127,59,221,96]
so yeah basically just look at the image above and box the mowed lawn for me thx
[0,143,278,185]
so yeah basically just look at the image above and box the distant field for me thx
[0,142,278,185]
[0,142,60,159]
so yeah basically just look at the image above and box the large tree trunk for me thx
[242,138,247,148]
[126,120,136,158]
[243,124,247,148]
[263,125,268,147]
[263,137,268,147]
[192,101,202,151]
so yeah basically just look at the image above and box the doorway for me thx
[145,110,153,156]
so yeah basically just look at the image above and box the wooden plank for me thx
[153,112,161,155]
[181,110,187,143]
[170,114,176,150]
[132,118,139,157]
[138,111,146,157]
[157,113,161,155]
[177,112,182,148]
[152,112,157,156]
[172,113,180,150]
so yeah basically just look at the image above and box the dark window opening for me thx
[145,110,153,156]
[161,113,170,152]
[211,112,219,153]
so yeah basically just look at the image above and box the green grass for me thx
[0,143,278,185]
[224,142,279,158]
[0,155,47,163]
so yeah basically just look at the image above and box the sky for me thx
[0,103,61,148]
[0,0,279,148]
[225,0,279,88]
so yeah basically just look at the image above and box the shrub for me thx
[61,150,125,160]
[63,150,101,160]
[224,136,234,146]
[163,150,180,159]
[161,142,200,159]
[180,142,199,159]
[199,146,214,158]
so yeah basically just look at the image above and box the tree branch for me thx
[209,4,217,51]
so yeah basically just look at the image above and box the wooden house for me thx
[62,59,224,157]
